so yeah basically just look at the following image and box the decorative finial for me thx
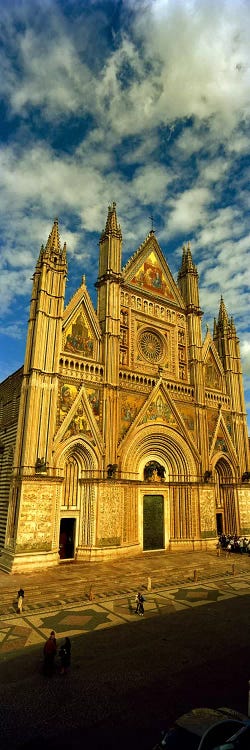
[149,216,155,232]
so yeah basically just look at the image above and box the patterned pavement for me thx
[1,568,250,658]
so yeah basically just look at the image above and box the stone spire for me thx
[41,218,67,260]
[178,242,197,275]
[217,295,229,327]
[177,241,200,310]
[100,202,122,241]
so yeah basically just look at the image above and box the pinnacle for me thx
[45,218,62,254]
[100,202,122,240]
[178,241,197,276]
[218,295,228,325]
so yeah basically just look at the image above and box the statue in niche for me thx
[107,464,118,478]
[35,457,47,472]
[144,461,165,482]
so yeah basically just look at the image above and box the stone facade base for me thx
[0,548,60,574]
[168,538,216,552]
[0,536,218,573]
[75,543,141,562]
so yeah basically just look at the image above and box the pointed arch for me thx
[122,423,198,479]
[213,455,238,535]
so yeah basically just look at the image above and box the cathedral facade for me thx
[0,203,249,573]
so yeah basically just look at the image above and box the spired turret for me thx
[24,219,67,374]
[213,296,249,472]
[98,201,122,280]
[177,242,207,465]
[96,203,123,465]
[96,202,122,372]
[15,219,67,471]
[177,242,203,386]
[177,241,200,310]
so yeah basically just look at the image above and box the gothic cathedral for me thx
[0,203,249,572]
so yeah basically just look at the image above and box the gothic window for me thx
[62,456,79,508]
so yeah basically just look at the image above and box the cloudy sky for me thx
[0,0,249,427]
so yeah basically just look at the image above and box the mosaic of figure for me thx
[65,313,94,356]
[214,436,228,453]
[178,404,195,432]
[142,397,177,425]
[207,411,219,446]
[63,403,93,441]
[205,353,221,389]
[131,252,174,300]
[60,384,78,421]
[120,394,146,439]
[87,388,100,420]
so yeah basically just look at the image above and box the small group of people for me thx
[217,534,250,555]
[135,591,145,616]
[43,631,71,676]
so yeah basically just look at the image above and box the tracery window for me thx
[62,456,79,508]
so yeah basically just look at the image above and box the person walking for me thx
[17,588,24,613]
[216,540,221,557]
[59,637,71,675]
[135,592,145,616]
[43,631,57,676]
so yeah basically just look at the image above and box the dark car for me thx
[153,707,250,749]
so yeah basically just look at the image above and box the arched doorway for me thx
[59,517,76,559]
[122,423,199,552]
[215,457,237,535]
[57,440,99,560]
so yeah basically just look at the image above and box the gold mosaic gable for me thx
[119,392,147,440]
[140,394,177,426]
[130,251,175,300]
[86,387,101,425]
[60,398,96,442]
[55,383,103,449]
[207,409,219,447]
[224,413,233,439]
[176,403,196,434]
[204,350,222,390]
[209,414,237,461]
[212,425,229,454]
[59,382,79,426]
[63,306,94,357]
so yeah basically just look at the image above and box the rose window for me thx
[139,330,164,363]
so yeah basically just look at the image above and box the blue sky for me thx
[0,0,249,428]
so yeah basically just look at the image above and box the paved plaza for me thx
[0,548,249,659]
[0,549,249,750]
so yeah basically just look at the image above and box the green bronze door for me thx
[143,495,164,550]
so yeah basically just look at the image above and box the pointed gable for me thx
[209,412,238,463]
[62,277,101,357]
[55,383,103,450]
[202,330,225,391]
[119,380,200,459]
[119,391,147,441]
[123,232,184,307]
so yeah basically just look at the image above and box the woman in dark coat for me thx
[59,637,71,674]
[43,631,57,675]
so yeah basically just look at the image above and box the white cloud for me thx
[240,340,250,376]
[0,0,249,432]
[0,0,249,142]
[167,187,211,233]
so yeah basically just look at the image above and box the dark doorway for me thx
[143,495,164,550]
[216,512,223,535]
[59,518,76,559]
